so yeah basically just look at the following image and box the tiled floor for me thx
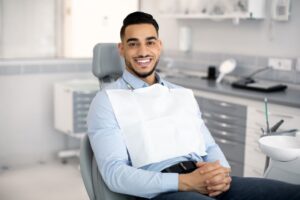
[0,159,89,200]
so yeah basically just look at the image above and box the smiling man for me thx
[87,11,300,200]
[119,21,162,84]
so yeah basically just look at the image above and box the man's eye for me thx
[128,43,138,47]
[147,41,156,46]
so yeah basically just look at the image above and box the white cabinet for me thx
[54,79,99,135]
[159,0,266,20]
[54,79,99,163]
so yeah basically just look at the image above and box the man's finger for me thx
[207,181,231,197]
[208,190,223,197]
[207,173,232,186]
[196,160,220,167]
[196,162,207,168]
[207,183,227,192]
[208,181,231,192]
[198,161,221,174]
[222,183,231,192]
[204,168,230,184]
[206,173,226,186]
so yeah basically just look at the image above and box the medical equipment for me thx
[216,59,236,83]
[54,79,98,162]
[231,67,287,92]
[270,119,284,133]
[259,135,300,184]
[54,79,98,134]
[264,97,271,134]
[259,98,300,184]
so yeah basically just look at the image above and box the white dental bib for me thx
[106,84,207,168]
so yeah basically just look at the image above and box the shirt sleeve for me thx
[87,90,178,198]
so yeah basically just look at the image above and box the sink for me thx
[259,135,300,162]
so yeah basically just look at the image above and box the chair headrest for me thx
[92,43,123,80]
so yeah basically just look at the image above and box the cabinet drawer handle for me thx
[207,121,233,129]
[211,129,235,137]
[203,112,237,121]
[202,112,212,118]
[216,130,231,136]
[215,138,238,145]
[212,113,234,120]
[217,114,231,120]
[219,102,230,107]
[197,97,235,108]
[215,122,232,128]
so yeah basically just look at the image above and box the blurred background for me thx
[0,0,299,199]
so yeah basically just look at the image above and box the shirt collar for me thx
[122,69,166,90]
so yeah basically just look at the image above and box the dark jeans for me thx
[137,176,300,200]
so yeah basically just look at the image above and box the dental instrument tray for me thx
[232,78,287,92]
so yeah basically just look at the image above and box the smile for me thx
[134,57,152,67]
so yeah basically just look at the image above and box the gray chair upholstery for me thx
[92,43,123,83]
[80,135,134,200]
[80,43,134,200]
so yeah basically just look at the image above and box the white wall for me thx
[0,72,94,168]
[0,0,56,58]
[64,0,138,57]
[141,0,300,58]
[0,0,138,58]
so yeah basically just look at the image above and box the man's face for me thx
[118,24,162,79]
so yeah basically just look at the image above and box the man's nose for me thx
[137,44,149,56]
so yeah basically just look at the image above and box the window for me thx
[0,0,139,59]
[62,0,138,58]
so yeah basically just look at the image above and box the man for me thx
[87,11,300,200]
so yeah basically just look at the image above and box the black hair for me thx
[120,11,159,40]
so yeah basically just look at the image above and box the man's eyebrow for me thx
[146,36,157,41]
[126,38,138,43]
[126,36,158,43]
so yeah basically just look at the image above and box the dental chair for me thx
[80,43,134,200]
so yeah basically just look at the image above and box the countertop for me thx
[161,70,300,108]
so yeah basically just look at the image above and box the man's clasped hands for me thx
[179,160,232,197]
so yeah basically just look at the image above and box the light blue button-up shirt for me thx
[87,69,230,199]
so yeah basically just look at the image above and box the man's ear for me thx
[158,39,163,50]
[157,39,163,55]
[118,42,124,57]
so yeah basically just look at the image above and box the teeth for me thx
[137,59,150,63]
[136,58,151,66]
